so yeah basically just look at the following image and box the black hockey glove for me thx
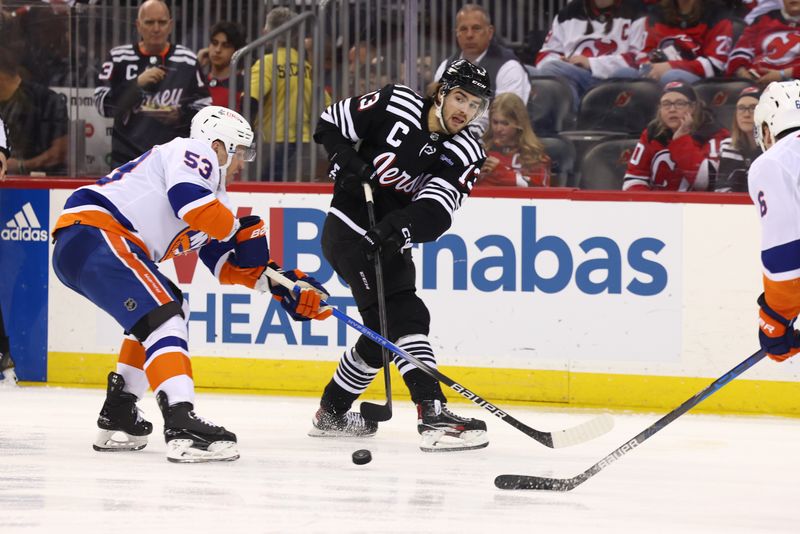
[361,211,413,260]
[331,145,376,197]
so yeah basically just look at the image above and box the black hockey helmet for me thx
[440,59,493,100]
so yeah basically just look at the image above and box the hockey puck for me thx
[352,449,372,465]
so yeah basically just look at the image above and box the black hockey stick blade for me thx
[360,401,392,421]
[495,349,767,491]
[494,473,584,491]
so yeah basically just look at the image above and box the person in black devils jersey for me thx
[93,0,211,169]
[310,59,492,452]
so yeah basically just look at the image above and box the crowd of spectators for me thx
[0,0,792,191]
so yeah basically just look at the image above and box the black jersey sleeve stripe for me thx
[393,85,425,107]
[93,86,111,116]
[386,105,422,129]
[452,134,482,162]
[388,94,423,117]
[443,141,470,166]
[414,178,464,218]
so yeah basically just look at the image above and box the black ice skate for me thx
[156,391,239,463]
[93,372,153,452]
[417,400,489,452]
[308,406,378,437]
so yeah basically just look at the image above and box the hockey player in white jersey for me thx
[51,106,332,462]
[749,80,800,362]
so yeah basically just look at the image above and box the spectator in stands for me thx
[94,0,211,168]
[714,86,762,192]
[743,0,782,23]
[532,0,647,111]
[348,41,390,95]
[623,81,729,190]
[726,0,800,87]
[480,93,551,187]
[198,21,246,110]
[433,3,530,138]
[251,7,324,181]
[631,0,734,85]
[0,48,68,175]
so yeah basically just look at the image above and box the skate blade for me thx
[419,429,489,452]
[0,369,19,387]
[166,439,239,463]
[307,426,376,438]
[93,429,148,452]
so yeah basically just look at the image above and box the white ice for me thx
[2,386,799,533]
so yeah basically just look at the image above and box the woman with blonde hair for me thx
[480,93,551,187]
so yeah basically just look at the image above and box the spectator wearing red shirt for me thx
[622,0,734,85]
[480,93,551,187]
[198,21,246,111]
[623,81,729,191]
[726,0,800,87]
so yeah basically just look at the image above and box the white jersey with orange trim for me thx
[748,131,800,319]
[54,137,237,263]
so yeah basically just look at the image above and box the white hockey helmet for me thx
[754,80,800,151]
[190,106,256,165]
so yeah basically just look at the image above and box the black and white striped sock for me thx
[332,347,380,395]
[393,334,437,375]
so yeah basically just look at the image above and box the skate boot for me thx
[0,351,18,386]
[308,406,378,437]
[156,391,239,463]
[417,400,488,452]
[93,372,153,451]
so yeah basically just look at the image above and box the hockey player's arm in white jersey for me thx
[748,152,800,361]
[164,139,239,243]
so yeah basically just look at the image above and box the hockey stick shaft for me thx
[495,348,767,490]
[359,182,393,421]
[265,266,613,448]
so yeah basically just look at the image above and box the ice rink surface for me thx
[2,386,799,534]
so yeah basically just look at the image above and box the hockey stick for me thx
[265,266,614,448]
[358,182,393,422]
[495,348,767,491]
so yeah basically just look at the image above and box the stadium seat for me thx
[540,136,576,187]
[731,17,746,46]
[577,138,639,190]
[693,78,754,130]
[527,76,576,136]
[572,79,661,135]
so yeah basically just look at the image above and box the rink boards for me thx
[2,182,798,415]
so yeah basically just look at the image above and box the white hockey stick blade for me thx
[549,414,615,448]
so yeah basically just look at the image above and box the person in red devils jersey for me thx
[480,93,551,187]
[623,81,729,190]
[51,106,331,462]
[533,0,647,109]
[633,0,733,85]
[726,0,800,87]
[198,21,246,110]
[311,59,491,452]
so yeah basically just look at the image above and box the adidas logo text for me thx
[2,202,49,242]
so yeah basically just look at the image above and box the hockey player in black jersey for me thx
[311,59,491,451]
